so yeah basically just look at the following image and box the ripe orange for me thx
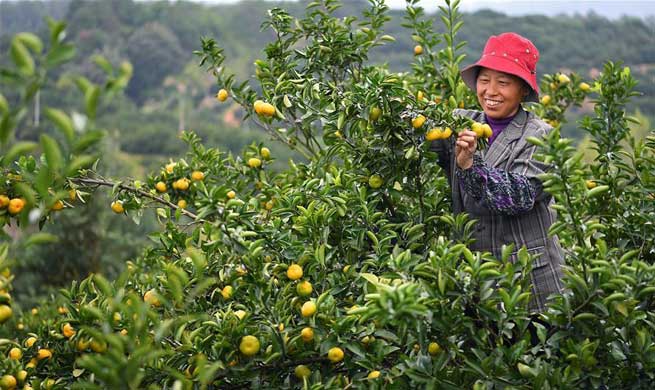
[300,327,314,342]
[216,89,229,102]
[471,122,485,138]
[227,190,236,199]
[579,82,591,92]
[327,347,344,363]
[221,285,234,300]
[155,181,167,193]
[239,335,260,356]
[255,101,276,117]
[540,95,551,105]
[176,178,190,191]
[62,323,76,338]
[412,115,426,129]
[111,201,124,214]
[36,348,52,360]
[191,171,205,181]
[428,342,442,356]
[260,147,271,159]
[177,199,187,209]
[8,347,22,360]
[481,124,493,139]
[248,158,262,168]
[51,199,64,211]
[0,304,12,323]
[0,375,17,390]
[8,198,25,215]
[287,264,303,280]
[426,127,443,141]
[24,336,37,348]
[301,301,317,317]
[144,289,161,307]
[165,162,176,174]
[0,195,9,208]
[367,370,381,379]
[413,45,423,55]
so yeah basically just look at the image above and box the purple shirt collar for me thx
[485,109,519,145]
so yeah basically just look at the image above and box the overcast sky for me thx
[179,0,655,19]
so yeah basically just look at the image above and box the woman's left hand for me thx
[456,129,478,170]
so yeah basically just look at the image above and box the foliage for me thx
[0,1,654,390]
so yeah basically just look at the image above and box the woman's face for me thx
[476,67,527,119]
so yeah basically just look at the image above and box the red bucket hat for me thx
[461,32,540,102]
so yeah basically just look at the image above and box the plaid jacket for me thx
[432,107,565,312]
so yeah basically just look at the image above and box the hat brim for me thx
[461,58,539,103]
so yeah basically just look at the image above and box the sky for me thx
[179,0,655,19]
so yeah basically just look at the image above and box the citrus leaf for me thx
[40,134,63,173]
[10,39,34,76]
[44,108,74,142]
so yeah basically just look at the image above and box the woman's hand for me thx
[456,129,477,170]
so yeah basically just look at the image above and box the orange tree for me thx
[1,1,655,389]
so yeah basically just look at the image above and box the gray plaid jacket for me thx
[433,107,565,312]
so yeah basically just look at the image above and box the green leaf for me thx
[10,39,34,76]
[15,32,43,53]
[23,233,59,247]
[46,17,67,45]
[66,155,97,177]
[0,93,8,115]
[92,55,113,75]
[45,43,76,68]
[44,108,74,142]
[4,141,38,164]
[85,85,100,119]
[40,134,64,173]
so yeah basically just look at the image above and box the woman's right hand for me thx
[456,129,477,170]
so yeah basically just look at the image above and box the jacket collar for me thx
[483,106,528,168]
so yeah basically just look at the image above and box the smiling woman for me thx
[431,32,565,314]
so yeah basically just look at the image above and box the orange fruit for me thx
[216,89,229,102]
[300,327,314,342]
[111,201,124,214]
[287,264,303,280]
[301,301,317,317]
[62,323,76,338]
[412,115,426,129]
[155,181,167,192]
[248,158,262,168]
[239,335,260,356]
[191,171,205,181]
[0,195,9,208]
[8,198,25,215]
[327,347,344,363]
[36,348,52,360]
[8,347,22,360]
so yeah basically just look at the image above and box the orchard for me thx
[1,1,654,389]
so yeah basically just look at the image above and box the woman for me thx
[432,32,564,313]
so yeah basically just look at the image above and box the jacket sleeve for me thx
[430,138,452,172]
[455,141,550,216]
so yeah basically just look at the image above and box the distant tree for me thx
[125,22,187,104]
